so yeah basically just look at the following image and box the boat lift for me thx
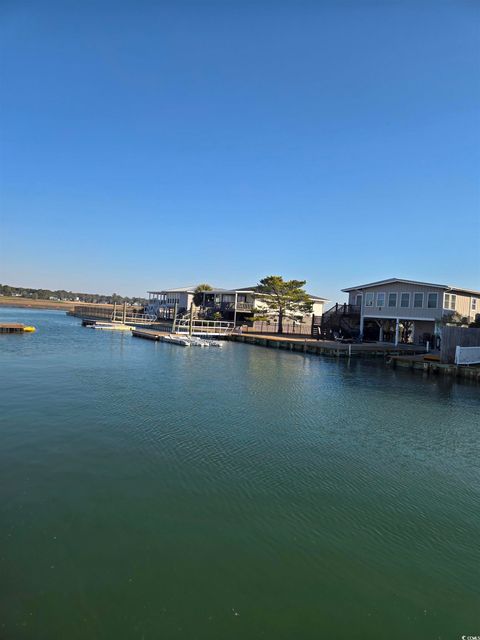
[172,312,237,337]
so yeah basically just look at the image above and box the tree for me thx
[253,276,313,334]
[193,284,212,307]
[440,312,468,326]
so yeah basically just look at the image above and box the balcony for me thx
[203,301,254,312]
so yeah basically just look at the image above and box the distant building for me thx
[145,287,197,319]
[341,278,479,345]
[146,285,328,325]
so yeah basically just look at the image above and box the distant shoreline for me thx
[0,297,114,312]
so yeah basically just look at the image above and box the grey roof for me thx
[342,278,480,297]
[148,286,197,294]
[149,284,329,301]
[204,286,328,301]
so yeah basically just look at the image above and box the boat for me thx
[162,334,223,347]
[86,322,132,331]
[162,335,192,346]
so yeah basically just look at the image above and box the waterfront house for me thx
[341,278,480,345]
[145,287,197,319]
[146,285,328,325]
[199,286,327,325]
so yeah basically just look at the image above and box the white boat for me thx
[162,334,223,348]
[87,322,132,331]
[162,335,192,346]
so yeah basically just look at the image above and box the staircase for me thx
[313,303,361,339]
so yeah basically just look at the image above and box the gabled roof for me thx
[342,278,480,297]
[148,286,196,294]
[148,285,224,294]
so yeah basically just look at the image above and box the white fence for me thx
[455,346,480,366]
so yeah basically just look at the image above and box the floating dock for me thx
[132,329,222,347]
[0,323,36,334]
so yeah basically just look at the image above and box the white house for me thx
[146,284,328,325]
[200,286,327,325]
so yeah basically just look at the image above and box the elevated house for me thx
[325,278,479,346]
[146,285,328,326]
[145,287,197,319]
[200,287,327,325]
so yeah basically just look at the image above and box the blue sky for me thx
[1,0,479,301]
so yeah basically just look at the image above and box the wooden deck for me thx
[229,333,427,357]
[132,328,166,341]
[389,353,480,382]
[0,323,30,333]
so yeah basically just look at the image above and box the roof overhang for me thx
[342,278,447,292]
[342,279,480,297]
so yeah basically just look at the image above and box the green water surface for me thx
[0,308,479,639]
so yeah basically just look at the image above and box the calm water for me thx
[0,308,479,640]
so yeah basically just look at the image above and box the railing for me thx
[111,311,157,324]
[236,301,254,311]
[71,305,157,324]
[173,318,236,335]
[242,320,311,336]
[202,301,254,311]
[322,303,360,318]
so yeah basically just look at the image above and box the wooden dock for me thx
[0,323,36,334]
[133,328,427,357]
[228,333,427,358]
[132,328,165,341]
[389,353,480,382]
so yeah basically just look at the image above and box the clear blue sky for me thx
[1,0,479,301]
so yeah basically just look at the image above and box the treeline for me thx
[0,284,146,306]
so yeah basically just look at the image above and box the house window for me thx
[400,293,410,308]
[413,292,424,308]
[365,292,374,307]
[355,294,362,307]
[473,298,477,310]
[444,293,456,310]
[427,293,438,309]
[388,293,397,307]
[376,292,385,307]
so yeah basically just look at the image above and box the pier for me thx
[132,328,167,341]
[132,329,221,347]
[389,353,480,381]
[228,333,427,357]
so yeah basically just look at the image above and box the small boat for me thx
[191,337,223,348]
[162,335,223,348]
[162,335,192,346]
[86,322,132,331]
